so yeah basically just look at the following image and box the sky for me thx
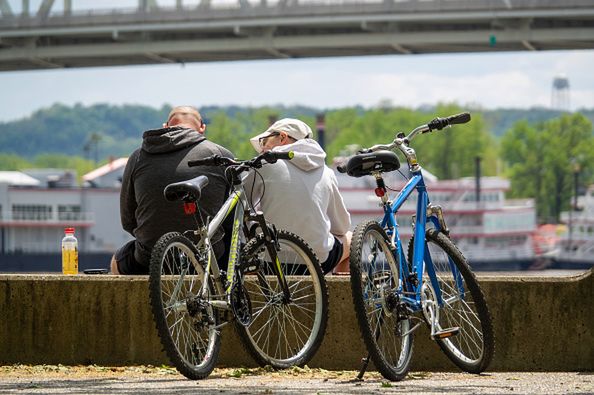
[1,1,593,122]
[1,49,593,122]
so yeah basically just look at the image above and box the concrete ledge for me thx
[1,270,592,371]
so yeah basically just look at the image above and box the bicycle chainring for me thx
[421,281,439,326]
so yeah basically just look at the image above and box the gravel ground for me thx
[0,365,592,394]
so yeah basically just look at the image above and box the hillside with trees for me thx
[2,102,590,161]
[1,102,593,223]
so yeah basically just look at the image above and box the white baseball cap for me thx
[250,118,313,152]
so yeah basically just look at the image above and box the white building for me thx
[0,163,131,271]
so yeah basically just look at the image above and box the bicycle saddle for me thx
[344,151,400,177]
[163,175,209,202]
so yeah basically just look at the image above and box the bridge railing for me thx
[2,0,594,26]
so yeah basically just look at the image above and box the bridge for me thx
[0,0,593,71]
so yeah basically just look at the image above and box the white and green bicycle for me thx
[149,151,329,380]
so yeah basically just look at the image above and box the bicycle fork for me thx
[247,211,292,303]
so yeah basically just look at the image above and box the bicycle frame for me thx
[195,179,291,310]
[377,169,462,314]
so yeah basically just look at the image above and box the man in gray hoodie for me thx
[111,106,234,274]
[247,118,351,274]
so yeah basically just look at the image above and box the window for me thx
[58,205,81,221]
[12,205,53,221]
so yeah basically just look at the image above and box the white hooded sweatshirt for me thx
[245,139,351,262]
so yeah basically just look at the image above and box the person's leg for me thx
[332,231,352,275]
[110,255,120,274]
[111,240,148,275]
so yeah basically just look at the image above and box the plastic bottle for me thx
[62,227,78,275]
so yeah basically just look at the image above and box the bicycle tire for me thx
[408,229,494,373]
[350,220,414,381]
[235,230,329,368]
[149,232,221,380]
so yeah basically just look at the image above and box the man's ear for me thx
[198,122,206,134]
[163,122,168,128]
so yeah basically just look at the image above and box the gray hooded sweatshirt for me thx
[120,126,233,266]
[245,139,351,262]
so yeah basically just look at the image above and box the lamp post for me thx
[568,159,581,252]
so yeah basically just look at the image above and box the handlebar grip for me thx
[337,164,347,173]
[262,151,294,164]
[271,151,294,161]
[448,112,471,125]
[428,112,471,131]
[188,155,219,167]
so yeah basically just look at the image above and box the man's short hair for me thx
[167,106,203,126]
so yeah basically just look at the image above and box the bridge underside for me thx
[0,1,593,71]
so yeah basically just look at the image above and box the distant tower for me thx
[551,75,570,112]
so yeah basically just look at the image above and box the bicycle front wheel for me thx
[149,232,221,380]
[409,229,494,373]
[236,230,329,368]
[350,220,414,381]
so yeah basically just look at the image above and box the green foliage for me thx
[33,154,97,180]
[0,103,169,159]
[501,113,594,223]
[0,154,32,170]
[206,107,317,160]
[327,103,498,179]
[482,107,567,137]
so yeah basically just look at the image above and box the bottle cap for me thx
[65,227,75,234]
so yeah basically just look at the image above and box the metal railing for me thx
[0,211,95,224]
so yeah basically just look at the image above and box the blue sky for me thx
[1,49,593,122]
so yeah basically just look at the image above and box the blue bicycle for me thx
[338,113,494,381]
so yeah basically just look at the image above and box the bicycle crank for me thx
[421,282,460,340]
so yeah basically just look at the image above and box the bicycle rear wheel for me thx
[236,230,328,368]
[350,220,414,381]
[409,229,494,373]
[149,232,221,380]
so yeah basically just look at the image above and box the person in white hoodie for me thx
[246,118,352,274]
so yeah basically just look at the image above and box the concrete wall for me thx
[0,270,592,371]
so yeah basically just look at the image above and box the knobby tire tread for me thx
[236,230,329,369]
[349,220,414,381]
[408,229,494,373]
[149,232,221,380]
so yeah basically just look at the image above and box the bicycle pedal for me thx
[432,327,460,340]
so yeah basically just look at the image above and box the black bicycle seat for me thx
[164,175,209,202]
[344,151,400,177]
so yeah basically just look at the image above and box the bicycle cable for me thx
[385,169,410,192]
[247,167,266,212]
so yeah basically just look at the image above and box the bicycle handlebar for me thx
[188,150,294,169]
[337,112,471,172]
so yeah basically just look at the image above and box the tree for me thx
[0,154,32,170]
[501,113,594,223]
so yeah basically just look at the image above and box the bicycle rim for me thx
[350,221,414,381]
[238,231,328,368]
[149,233,220,379]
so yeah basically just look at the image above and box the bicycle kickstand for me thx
[357,354,371,380]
